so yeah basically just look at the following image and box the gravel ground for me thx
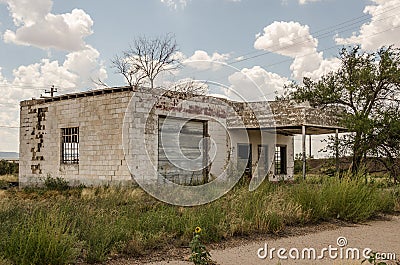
[104,215,400,265]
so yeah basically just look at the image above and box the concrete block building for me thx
[19,87,344,187]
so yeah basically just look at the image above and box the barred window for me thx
[274,145,287,175]
[61,127,79,164]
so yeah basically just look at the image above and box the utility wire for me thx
[1,3,399,93]
[261,23,400,70]
[231,10,400,66]
[0,1,399,121]
[233,3,400,60]
[203,23,400,99]
[179,6,400,81]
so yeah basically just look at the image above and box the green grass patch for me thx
[0,177,398,264]
[1,207,79,265]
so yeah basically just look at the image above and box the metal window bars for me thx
[61,127,79,164]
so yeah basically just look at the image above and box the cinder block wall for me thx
[19,88,230,187]
[20,90,133,186]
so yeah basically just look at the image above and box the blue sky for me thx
[0,0,399,153]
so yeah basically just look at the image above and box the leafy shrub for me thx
[0,160,18,176]
[44,176,69,191]
[289,177,395,223]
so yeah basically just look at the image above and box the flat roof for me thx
[20,86,134,107]
[20,86,347,134]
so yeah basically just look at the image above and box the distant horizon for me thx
[0,151,19,157]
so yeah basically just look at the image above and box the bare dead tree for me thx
[90,77,109,88]
[169,79,208,96]
[111,54,146,88]
[112,33,181,89]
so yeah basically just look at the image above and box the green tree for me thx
[287,46,400,180]
[0,160,18,176]
[368,107,400,182]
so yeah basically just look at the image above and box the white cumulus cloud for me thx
[335,0,400,50]
[160,0,240,9]
[184,50,230,71]
[0,0,109,152]
[298,0,321,5]
[2,0,94,51]
[290,54,341,81]
[254,21,318,58]
[160,0,188,9]
[227,66,290,101]
[1,0,52,26]
[254,20,341,81]
[0,0,107,90]
[0,46,107,151]
[12,46,107,92]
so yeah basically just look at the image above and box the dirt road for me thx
[144,215,400,265]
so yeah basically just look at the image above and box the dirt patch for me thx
[97,215,399,265]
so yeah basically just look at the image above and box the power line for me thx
[1,25,399,130]
[230,10,400,66]
[261,23,400,70]
[249,4,400,59]
[233,4,399,61]
[0,2,398,99]
[0,3,398,94]
[200,22,400,100]
[2,22,396,130]
[179,4,400,80]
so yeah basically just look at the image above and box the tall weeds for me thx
[2,207,79,265]
[0,176,397,264]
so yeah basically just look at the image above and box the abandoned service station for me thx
[19,87,345,187]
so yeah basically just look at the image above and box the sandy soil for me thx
[107,215,400,265]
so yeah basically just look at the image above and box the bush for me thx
[322,178,379,222]
[287,183,329,223]
[44,176,70,191]
[289,177,395,223]
[0,160,18,176]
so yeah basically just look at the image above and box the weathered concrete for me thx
[19,88,230,186]
[19,87,343,187]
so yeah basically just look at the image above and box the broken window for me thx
[61,127,79,164]
[237,143,252,177]
[274,145,287,175]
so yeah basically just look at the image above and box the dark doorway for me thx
[238,143,252,177]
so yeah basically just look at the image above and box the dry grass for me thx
[0,176,398,264]
[0,175,17,182]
